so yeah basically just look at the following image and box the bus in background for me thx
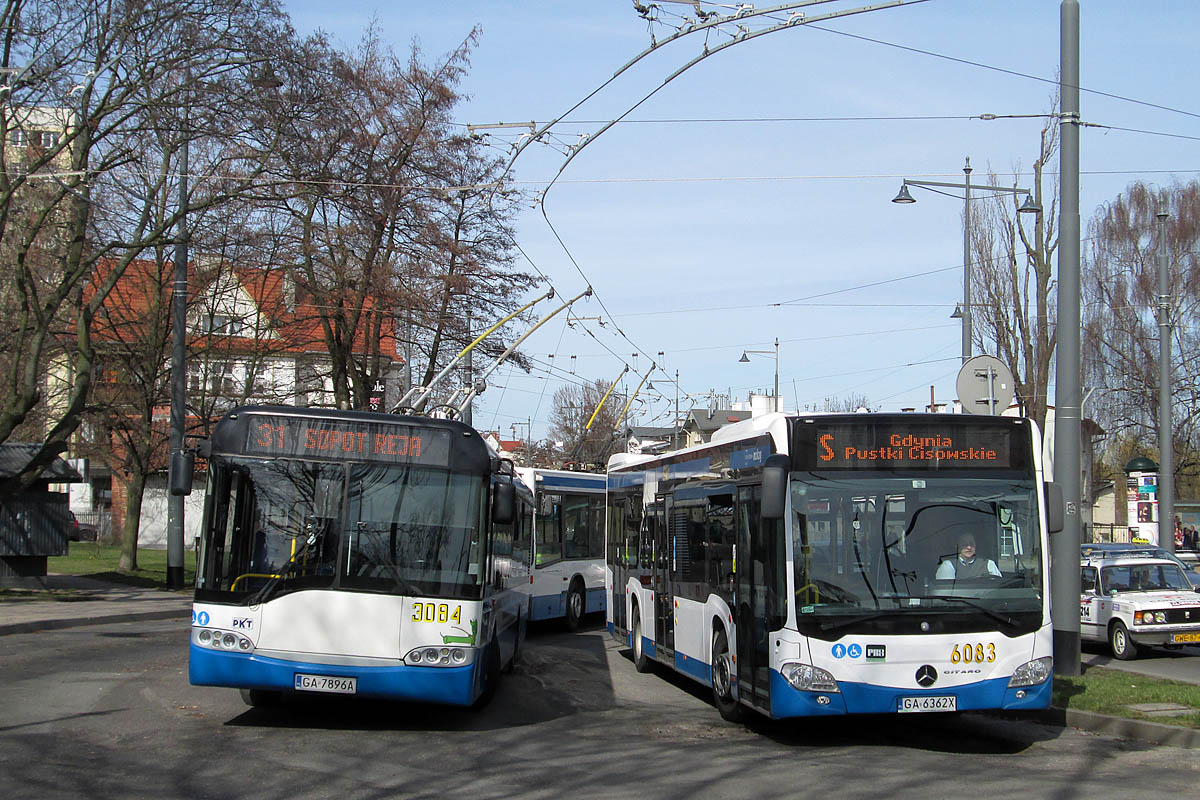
[606,412,1062,722]
[516,467,606,630]
[189,406,533,709]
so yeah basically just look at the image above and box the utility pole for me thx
[1052,0,1082,676]
[1157,204,1175,553]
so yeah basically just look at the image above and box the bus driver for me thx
[936,532,1001,580]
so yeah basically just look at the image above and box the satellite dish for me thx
[956,355,1015,416]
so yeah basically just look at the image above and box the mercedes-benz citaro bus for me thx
[516,467,607,629]
[606,412,1062,722]
[189,406,533,709]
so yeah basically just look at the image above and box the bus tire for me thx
[504,611,524,674]
[565,579,585,631]
[711,627,745,723]
[240,688,281,708]
[632,606,651,673]
[1110,621,1141,661]
[473,638,502,710]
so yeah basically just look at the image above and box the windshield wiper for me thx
[818,609,899,633]
[912,594,1020,628]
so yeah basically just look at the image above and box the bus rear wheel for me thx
[711,628,744,722]
[565,580,585,631]
[632,607,651,673]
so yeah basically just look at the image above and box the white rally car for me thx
[1080,550,1200,660]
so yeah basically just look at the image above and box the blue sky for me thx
[282,1,1200,442]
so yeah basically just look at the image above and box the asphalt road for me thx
[1081,638,1200,683]
[2,615,1198,799]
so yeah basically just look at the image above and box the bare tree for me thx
[0,0,290,497]
[970,112,1060,432]
[1082,180,1200,495]
[549,380,623,469]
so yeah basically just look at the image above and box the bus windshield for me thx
[197,456,486,602]
[790,474,1044,637]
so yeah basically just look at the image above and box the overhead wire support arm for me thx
[452,288,595,416]
[613,363,656,434]
[395,287,557,413]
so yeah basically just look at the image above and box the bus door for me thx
[655,493,674,654]
[735,485,772,712]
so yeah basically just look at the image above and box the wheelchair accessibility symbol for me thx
[847,643,863,659]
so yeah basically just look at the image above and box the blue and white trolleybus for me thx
[516,467,606,629]
[189,406,532,708]
[606,412,1061,721]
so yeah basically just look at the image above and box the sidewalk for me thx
[2,580,1199,748]
[0,574,193,635]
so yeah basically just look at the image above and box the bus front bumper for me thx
[189,644,480,706]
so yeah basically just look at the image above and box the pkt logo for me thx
[232,617,253,630]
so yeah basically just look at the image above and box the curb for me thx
[1060,707,1200,749]
[998,706,1200,749]
[0,607,190,636]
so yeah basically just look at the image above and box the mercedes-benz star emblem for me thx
[915,665,938,687]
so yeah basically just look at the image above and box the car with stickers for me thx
[1080,550,1200,660]
[1081,542,1200,588]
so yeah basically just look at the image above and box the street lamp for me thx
[892,156,1042,363]
[165,73,193,590]
[738,338,780,413]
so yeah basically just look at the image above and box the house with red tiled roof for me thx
[74,258,406,547]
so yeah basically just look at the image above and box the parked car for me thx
[1081,542,1200,587]
[1080,549,1200,660]
[68,510,98,542]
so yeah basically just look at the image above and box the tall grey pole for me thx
[1052,0,1081,676]
[463,309,473,427]
[962,157,973,363]
[166,104,189,590]
[674,369,680,449]
[773,338,780,413]
[1157,205,1175,553]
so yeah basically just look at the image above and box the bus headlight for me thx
[781,662,841,693]
[193,628,252,652]
[1008,656,1052,687]
[404,647,475,667]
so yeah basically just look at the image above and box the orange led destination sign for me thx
[242,415,451,464]
[795,421,1020,470]
[819,433,1000,464]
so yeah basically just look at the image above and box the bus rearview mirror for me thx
[761,455,789,520]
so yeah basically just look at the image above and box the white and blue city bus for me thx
[516,467,606,629]
[189,405,533,708]
[606,412,1062,721]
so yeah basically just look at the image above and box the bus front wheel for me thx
[711,628,744,722]
[473,638,502,709]
[240,688,281,708]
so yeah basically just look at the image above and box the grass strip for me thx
[1054,666,1200,728]
[45,543,196,591]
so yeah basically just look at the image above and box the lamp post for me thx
[165,76,192,590]
[739,338,779,413]
[892,157,1042,363]
[1156,203,1174,553]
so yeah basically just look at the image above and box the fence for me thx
[1090,523,1200,555]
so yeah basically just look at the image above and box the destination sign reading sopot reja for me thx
[803,423,1014,469]
[243,415,451,463]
